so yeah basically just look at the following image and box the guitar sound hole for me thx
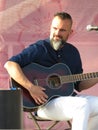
[48,74,61,89]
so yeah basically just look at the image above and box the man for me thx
[4,12,98,130]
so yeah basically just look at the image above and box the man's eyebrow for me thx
[53,27,66,31]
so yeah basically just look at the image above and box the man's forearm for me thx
[78,78,98,91]
[4,61,33,90]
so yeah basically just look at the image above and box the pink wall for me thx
[0,0,98,129]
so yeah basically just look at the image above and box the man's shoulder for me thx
[32,38,50,46]
[65,42,79,52]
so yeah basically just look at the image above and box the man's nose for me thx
[55,29,60,35]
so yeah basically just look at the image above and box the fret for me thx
[93,72,97,77]
[94,72,98,77]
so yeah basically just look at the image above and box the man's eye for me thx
[53,27,57,30]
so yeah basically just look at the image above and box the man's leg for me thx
[37,96,90,130]
[79,95,98,130]
[88,116,98,130]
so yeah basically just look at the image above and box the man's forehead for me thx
[51,16,72,28]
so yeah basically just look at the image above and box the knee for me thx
[78,98,90,112]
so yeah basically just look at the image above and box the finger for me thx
[41,90,48,98]
[38,88,48,97]
[37,98,47,105]
[39,86,46,91]
[35,98,41,105]
[40,97,47,103]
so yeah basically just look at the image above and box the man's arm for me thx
[78,78,98,92]
[4,61,48,105]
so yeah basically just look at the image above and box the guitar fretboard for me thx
[61,72,98,83]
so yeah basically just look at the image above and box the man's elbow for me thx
[4,61,14,71]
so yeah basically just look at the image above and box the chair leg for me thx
[29,112,41,130]
[67,121,71,127]
[65,121,71,130]
[28,112,71,130]
[29,112,60,130]
[47,120,71,130]
[46,121,59,130]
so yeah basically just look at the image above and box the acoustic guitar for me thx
[11,63,98,110]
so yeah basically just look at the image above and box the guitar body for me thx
[11,63,74,110]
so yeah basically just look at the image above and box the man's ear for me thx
[68,29,74,39]
[70,29,73,35]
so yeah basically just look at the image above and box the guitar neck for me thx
[61,72,98,83]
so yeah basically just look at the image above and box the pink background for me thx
[0,0,98,129]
